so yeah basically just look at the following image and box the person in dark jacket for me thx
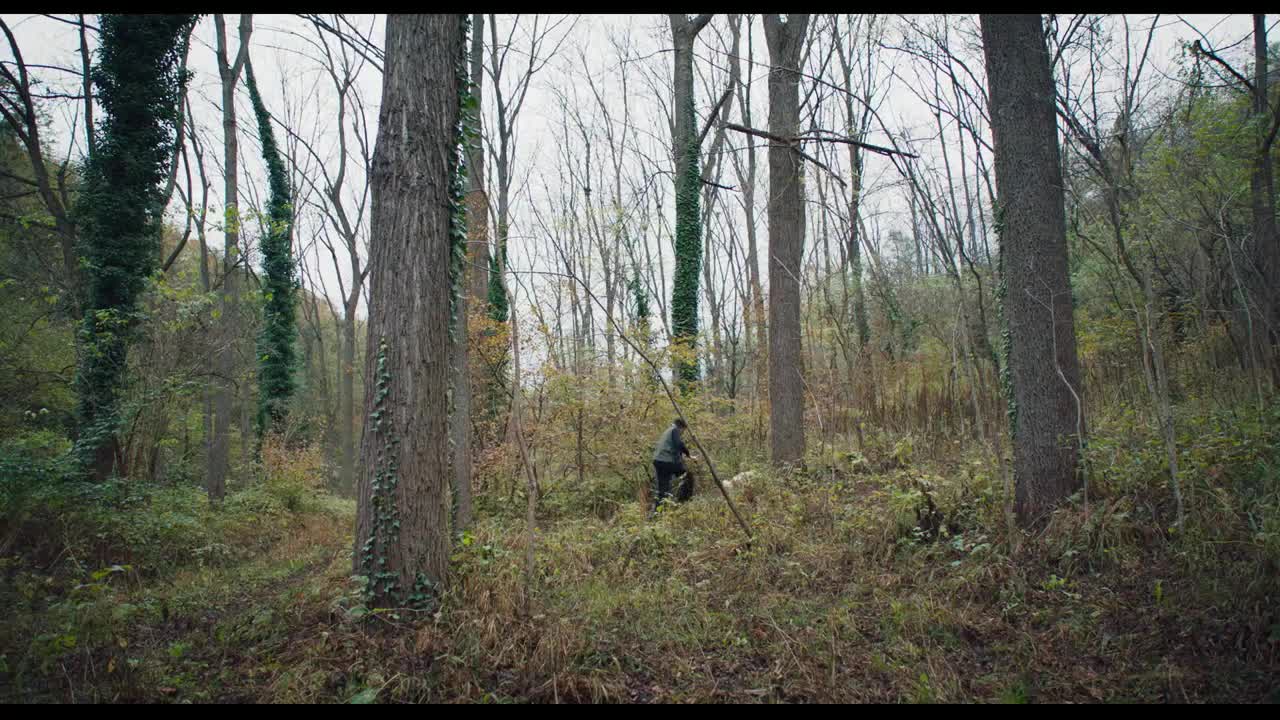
[652,417,694,512]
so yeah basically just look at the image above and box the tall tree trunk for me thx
[847,147,870,351]
[451,14,485,532]
[727,15,762,404]
[451,267,474,533]
[354,13,463,605]
[763,14,809,468]
[980,14,1084,525]
[246,58,297,438]
[73,14,196,480]
[668,14,713,387]
[1250,14,1280,385]
[194,117,214,488]
[467,13,491,307]
[209,14,253,502]
[729,15,767,420]
[833,19,871,352]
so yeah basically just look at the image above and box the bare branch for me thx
[1191,38,1255,94]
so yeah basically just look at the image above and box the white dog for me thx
[720,469,758,491]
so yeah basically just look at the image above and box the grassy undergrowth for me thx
[2,404,1278,703]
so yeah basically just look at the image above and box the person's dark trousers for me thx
[653,460,683,510]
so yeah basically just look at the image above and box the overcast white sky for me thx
[1,13,1262,353]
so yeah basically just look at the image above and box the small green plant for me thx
[998,679,1029,704]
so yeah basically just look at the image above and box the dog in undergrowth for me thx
[674,467,696,502]
[647,465,697,513]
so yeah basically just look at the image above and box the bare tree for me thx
[833,14,883,354]
[208,13,253,502]
[763,14,810,468]
[485,14,576,318]
[1057,15,1188,526]
[280,14,378,492]
[450,14,486,532]
[0,18,85,304]
[725,14,768,414]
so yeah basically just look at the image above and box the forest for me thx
[1,13,1278,703]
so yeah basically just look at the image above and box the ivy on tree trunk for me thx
[669,16,706,388]
[74,13,198,480]
[354,13,464,608]
[245,58,298,439]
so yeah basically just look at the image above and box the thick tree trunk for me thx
[1250,15,1280,385]
[668,14,712,386]
[981,14,1084,524]
[353,13,463,604]
[198,176,214,487]
[763,15,809,468]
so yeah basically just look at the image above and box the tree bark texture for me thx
[669,14,711,386]
[981,14,1085,524]
[450,12,486,534]
[764,14,809,468]
[1249,15,1280,385]
[467,13,491,307]
[354,13,463,604]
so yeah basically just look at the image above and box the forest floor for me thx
[3,408,1279,703]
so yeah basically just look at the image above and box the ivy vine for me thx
[73,14,198,476]
[245,59,298,439]
[671,91,702,386]
[360,338,406,603]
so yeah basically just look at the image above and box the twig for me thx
[1190,39,1254,94]
[701,178,737,192]
[724,121,917,159]
[698,82,734,148]
[797,128,919,158]
[721,122,847,187]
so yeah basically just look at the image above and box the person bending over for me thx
[652,417,693,512]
